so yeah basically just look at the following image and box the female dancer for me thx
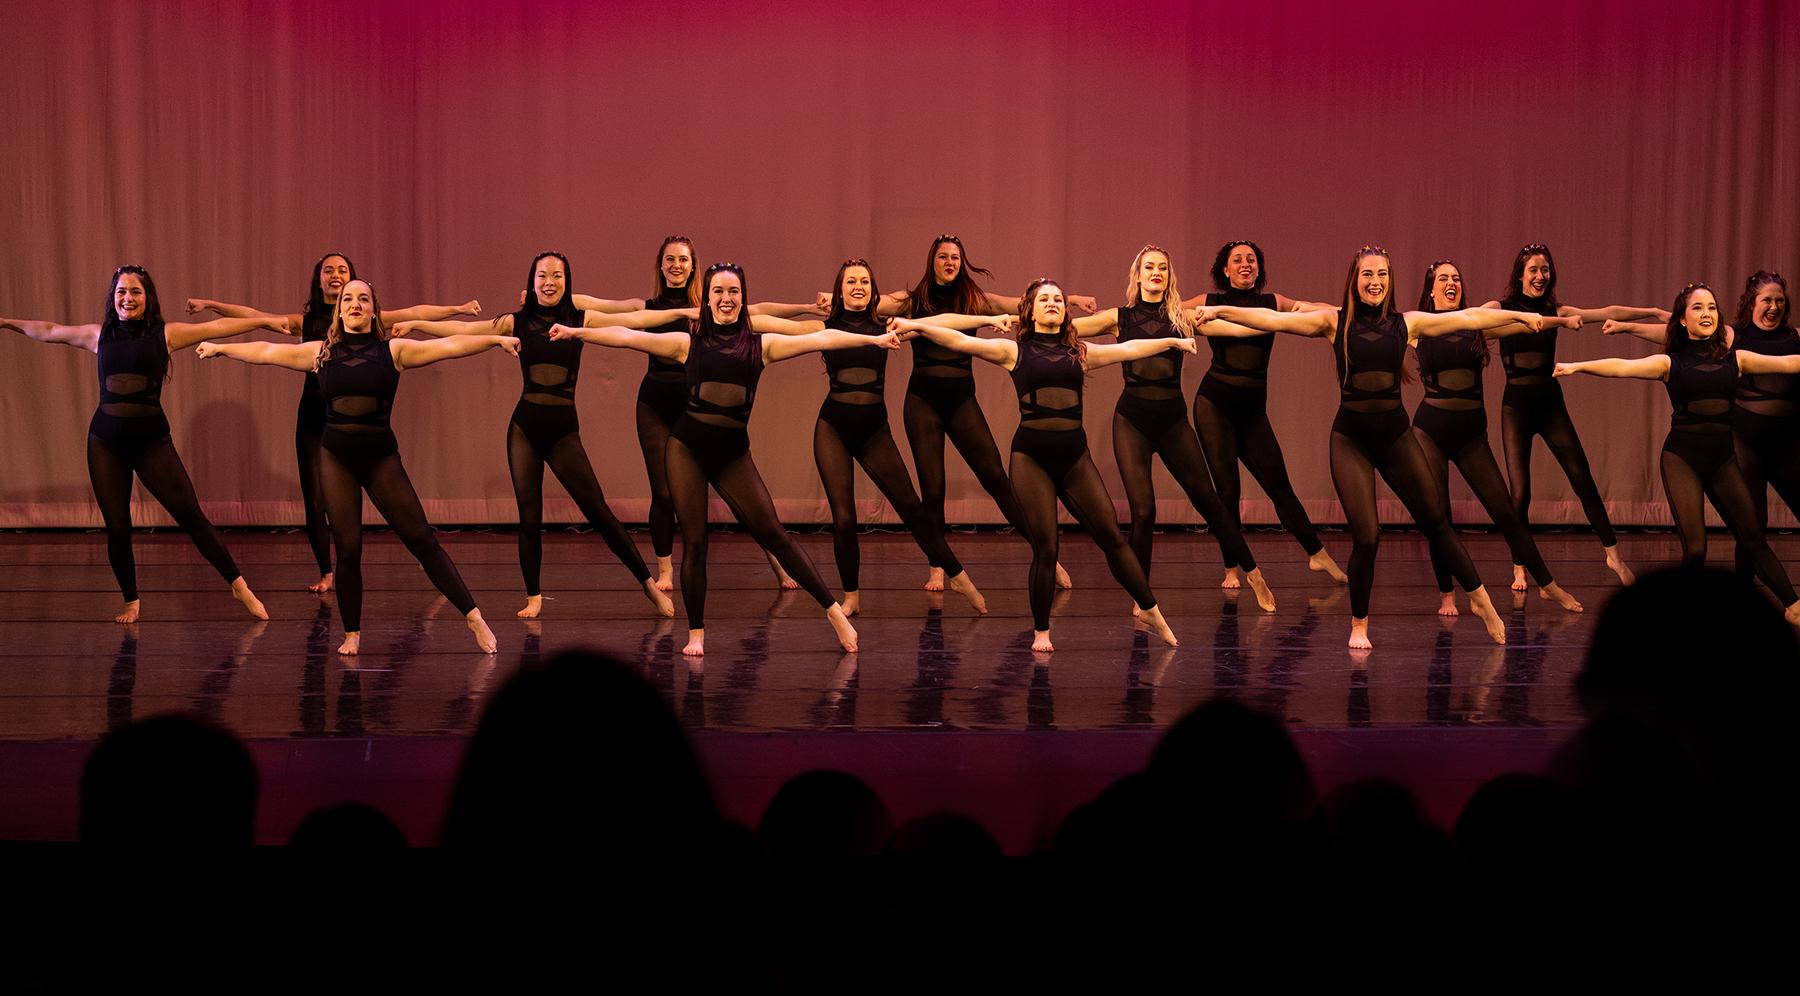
[188,253,479,592]
[393,252,674,620]
[3,266,278,624]
[1064,244,1275,612]
[809,257,986,616]
[1184,240,1347,589]
[1202,247,1548,649]
[566,236,824,591]
[889,278,1184,654]
[1409,260,1584,616]
[891,235,1092,591]
[197,279,513,655]
[549,263,882,657]
[1557,283,1800,625]
[1477,243,1666,590]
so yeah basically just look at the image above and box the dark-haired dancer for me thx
[551,264,880,657]
[4,266,278,624]
[885,236,1092,592]
[810,258,986,616]
[892,278,1183,654]
[1183,241,1347,589]
[198,279,514,655]
[395,252,674,620]
[1558,283,1800,626]
[1409,260,1584,616]
[1067,245,1276,612]
[1477,243,1665,590]
[189,254,479,592]
[1607,271,1800,585]
[565,236,824,592]
[1203,247,1549,649]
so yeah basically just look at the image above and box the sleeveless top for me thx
[511,306,582,407]
[96,320,169,418]
[1116,298,1184,403]
[1666,345,1736,434]
[1010,332,1084,431]
[685,327,764,429]
[1202,288,1278,388]
[300,308,331,398]
[1335,308,1408,413]
[644,287,694,382]
[822,310,888,404]
[1733,324,1800,417]
[910,282,977,377]
[317,332,399,434]
[1415,325,1486,410]
[1498,293,1558,386]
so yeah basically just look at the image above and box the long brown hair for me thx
[321,279,388,362]
[651,235,701,308]
[1017,278,1087,363]
[910,235,995,316]
[826,258,880,326]
[1336,246,1396,388]
[1124,245,1196,337]
[1416,258,1489,368]
[1664,283,1730,360]
[1733,270,1789,331]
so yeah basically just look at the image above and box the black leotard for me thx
[1664,345,1738,477]
[672,328,762,478]
[1115,298,1188,438]
[1010,332,1087,481]
[1332,308,1412,454]
[819,310,891,454]
[318,332,402,478]
[509,306,583,459]
[1731,324,1800,576]
[1197,288,1278,414]
[907,283,978,417]
[636,288,694,427]
[91,319,172,461]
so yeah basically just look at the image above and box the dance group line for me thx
[8,237,1800,655]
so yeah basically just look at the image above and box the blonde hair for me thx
[1124,244,1196,337]
[321,278,388,362]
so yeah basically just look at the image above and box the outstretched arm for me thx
[548,323,689,362]
[748,315,826,335]
[186,298,301,335]
[383,300,482,324]
[1404,308,1545,340]
[1553,355,1671,380]
[1083,337,1198,372]
[1736,350,1800,376]
[748,301,827,319]
[1482,314,1581,339]
[0,317,101,352]
[164,315,292,351]
[1602,319,1669,344]
[1193,316,1279,338]
[1563,304,1672,324]
[764,330,901,364]
[195,340,324,372]
[1070,309,1120,339]
[916,311,1008,332]
[581,308,698,329]
[392,315,514,338]
[1275,293,1336,312]
[888,318,1018,369]
[1199,305,1335,338]
[391,334,521,371]
[874,291,912,318]
[570,294,646,313]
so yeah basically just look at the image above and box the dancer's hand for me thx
[872,331,901,350]
[260,316,290,334]
[1562,315,1583,330]
[815,291,832,311]
[195,341,223,359]
[1070,295,1099,314]
[1552,363,1574,377]
[1170,337,1197,354]
[1191,305,1219,324]
[1518,314,1544,332]
[548,323,579,341]
[459,300,482,316]
[496,335,521,356]
[1601,319,1626,335]
[391,321,422,337]
[987,315,1019,333]
[185,298,208,315]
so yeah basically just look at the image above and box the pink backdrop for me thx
[3,0,1796,529]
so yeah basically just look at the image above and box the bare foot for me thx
[465,609,498,654]
[231,578,269,620]
[1604,546,1635,585]
[1539,582,1583,613]
[1309,550,1349,584]
[338,631,361,656]
[1511,564,1529,592]
[1220,567,1243,590]
[1786,602,1800,627]
[1131,602,1143,619]
[1348,617,1372,650]
[308,572,334,594]
[517,594,543,619]
[683,629,705,656]
[642,579,675,618]
[1138,604,1179,647]
[827,604,859,653]
[1437,592,1460,617]
[768,553,799,590]
[1032,629,1055,653]
[1466,587,1507,645]
[922,567,946,592]
[1054,563,1074,589]
[946,571,987,614]
[1245,568,1276,612]
[114,599,141,624]
[655,556,675,592]
[841,591,861,617]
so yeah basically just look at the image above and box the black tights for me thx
[1413,427,1555,593]
[636,401,678,560]
[814,421,963,592]
[296,420,333,576]
[1501,399,1618,556]
[666,437,835,630]
[1191,394,1325,567]
[321,448,477,632]
[903,391,1030,535]
[508,422,651,597]
[1661,446,1796,605]
[1112,409,1257,580]
[1330,429,1483,619]
[87,434,241,602]
[1010,446,1156,631]
[1733,427,1800,580]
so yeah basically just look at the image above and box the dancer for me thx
[1556,283,1800,625]
[1201,246,1547,649]
[1476,243,1666,589]
[1185,240,1347,589]
[890,277,1184,654]
[809,258,986,616]
[549,263,879,657]
[1064,244,1275,612]
[3,265,275,624]
[393,252,674,620]
[1409,260,1584,616]
[563,236,823,591]
[188,253,479,592]
[196,279,512,655]
[1606,271,1800,584]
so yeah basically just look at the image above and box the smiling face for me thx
[1681,287,1721,340]
[533,255,567,307]
[318,255,352,303]
[113,272,147,320]
[661,242,693,290]
[1751,283,1788,331]
[1356,254,1391,308]
[933,241,963,285]
[338,280,375,333]
[1137,251,1170,301]
[1030,282,1066,331]
[1226,244,1260,291]
[840,265,873,312]
[707,270,743,325]
[1521,254,1552,299]
[1431,263,1463,310]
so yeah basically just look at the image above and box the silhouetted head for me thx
[288,802,407,848]
[886,811,1002,861]
[1147,697,1320,839]
[757,769,893,860]
[79,713,257,847]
